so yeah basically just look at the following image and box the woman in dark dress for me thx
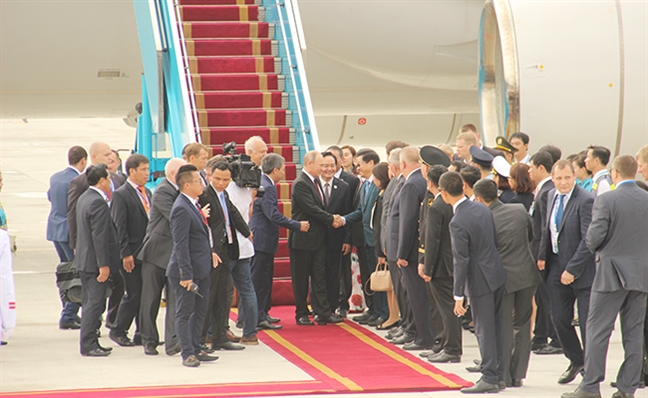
[508,163,536,211]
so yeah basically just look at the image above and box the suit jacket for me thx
[530,179,555,260]
[323,177,351,252]
[385,176,405,261]
[344,179,379,247]
[289,172,334,251]
[419,192,454,278]
[249,174,301,254]
[111,182,151,259]
[166,194,212,280]
[489,200,541,293]
[450,199,507,298]
[199,184,250,262]
[136,178,178,269]
[391,169,427,262]
[339,170,359,209]
[509,192,534,212]
[538,184,595,289]
[67,170,125,249]
[47,167,79,242]
[372,191,386,259]
[586,182,648,293]
[74,188,120,273]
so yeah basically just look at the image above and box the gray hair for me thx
[262,153,285,174]
[389,148,402,166]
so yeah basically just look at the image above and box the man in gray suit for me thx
[440,171,507,393]
[137,158,184,356]
[474,179,541,388]
[538,160,596,386]
[562,156,648,398]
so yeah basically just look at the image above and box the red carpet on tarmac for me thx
[1,307,471,397]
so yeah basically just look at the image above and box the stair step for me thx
[179,0,260,5]
[270,278,295,306]
[200,127,294,146]
[210,145,297,163]
[180,5,263,22]
[195,90,286,109]
[185,39,276,57]
[197,109,291,128]
[192,74,284,91]
[183,22,274,39]
[274,258,290,278]
[189,56,281,74]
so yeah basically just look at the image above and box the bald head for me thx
[245,136,268,166]
[165,158,186,184]
[88,141,113,166]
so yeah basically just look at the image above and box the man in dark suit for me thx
[137,158,185,356]
[68,141,126,329]
[342,149,386,326]
[538,160,595,386]
[325,145,358,318]
[474,179,541,387]
[419,164,462,363]
[108,154,151,347]
[440,171,507,394]
[529,150,562,354]
[250,154,308,329]
[289,150,344,325]
[200,161,255,349]
[563,156,648,398]
[47,145,87,329]
[167,165,218,367]
[320,152,351,315]
[75,164,120,357]
[390,146,436,351]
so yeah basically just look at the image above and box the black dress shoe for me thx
[358,315,377,325]
[336,309,348,318]
[465,365,481,373]
[368,317,385,327]
[267,315,281,323]
[403,342,432,351]
[215,341,245,351]
[386,327,404,340]
[196,352,219,362]
[144,344,158,355]
[560,388,602,398]
[352,312,372,322]
[182,355,200,367]
[166,343,181,356]
[296,316,314,326]
[257,320,283,330]
[199,344,216,353]
[235,320,244,329]
[82,348,111,357]
[109,332,135,347]
[535,345,563,355]
[558,364,584,384]
[98,344,112,352]
[59,321,81,330]
[133,334,142,346]
[390,334,415,345]
[315,315,343,325]
[498,381,506,391]
[427,352,461,363]
[611,391,635,398]
[611,381,645,389]
[531,342,546,351]
[376,320,399,330]
[460,379,499,394]
[511,379,523,387]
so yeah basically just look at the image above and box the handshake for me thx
[332,214,345,228]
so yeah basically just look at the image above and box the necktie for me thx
[324,182,330,208]
[555,194,565,230]
[137,185,150,213]
[313,178,323,204]
[363,181,370,205]
[195,202,208,226]
[220,192,233,244]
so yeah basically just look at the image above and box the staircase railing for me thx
[263,0,320,158]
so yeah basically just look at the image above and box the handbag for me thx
[369,261,393,292]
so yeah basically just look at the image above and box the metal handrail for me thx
[288,0,307,52]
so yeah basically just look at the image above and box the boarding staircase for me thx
[133,0,318,305]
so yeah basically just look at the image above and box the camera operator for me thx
[225,136,267,344]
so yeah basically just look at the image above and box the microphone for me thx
[189,282,203,298]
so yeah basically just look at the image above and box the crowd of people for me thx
[41,128,648,396]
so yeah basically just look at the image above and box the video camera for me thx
[222,141,264,197]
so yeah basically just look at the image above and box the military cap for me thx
[494,136,518,153]
[492,155,511,178]
[420,145,451,167]
[469,145,494,168]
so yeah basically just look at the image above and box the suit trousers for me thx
[425,282,445,344]
[471,285,506,385]
[548,269,591,366]
[338,251,352,311]
[54,241,80,323]
[355,245,373,313]
[325,245,343,315]
[580,290,647,394]
[251,250,275,324]
[171,276,209,360]
[401,260,436,346]
[202,260,233,346]
[139,262,177,351]
[502,285,536,384]
[111,261,142,337]
[229,258,258,337]
[290,247,331,319]
[533,273,560,346]
[79,270,108,354]
[106,272,124,328]
[429,277,462,356]
[388,260,415,336]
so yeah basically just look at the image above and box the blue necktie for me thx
[555,194,565,230]
[364,181,370,205]
[220,192,233,243]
